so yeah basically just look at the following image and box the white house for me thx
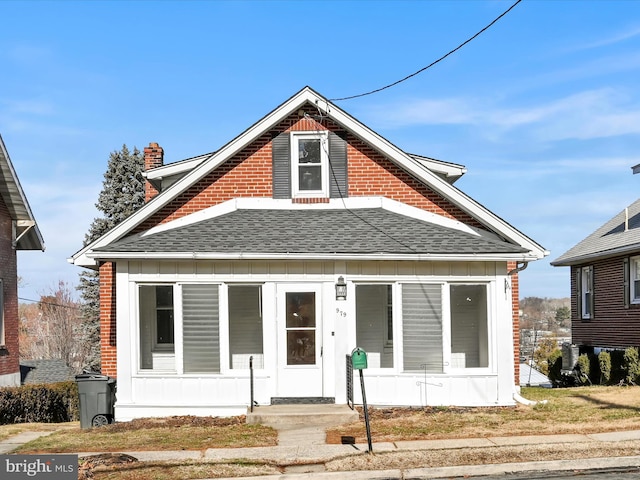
[70,87,547,421]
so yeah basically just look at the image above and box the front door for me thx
[276,284,323,397]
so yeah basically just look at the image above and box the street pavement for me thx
[4,426,640,479]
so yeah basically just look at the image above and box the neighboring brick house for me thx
[71,87,547,420]
[0,134,45,387]
[552,198,640,353]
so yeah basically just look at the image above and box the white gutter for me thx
[84,251,541,263]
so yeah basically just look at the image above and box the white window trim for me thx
[152,285,175,352]
[581,266,593,319]
[446,282,492,373]
[224,283,266,373]
[290,131,329,198]
[354,282,396,371]
[372,280,495,375]
[631,256,640,304]
[137,283,177,373]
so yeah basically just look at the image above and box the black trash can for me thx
[75,372,116,429]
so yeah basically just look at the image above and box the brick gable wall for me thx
[0,196,18,378]
[102,110,514,377]
[136,111,482,231]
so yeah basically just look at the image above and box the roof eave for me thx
[83,250,541,264]
[0,135,45,251]
[70,86,546,265]
[551,244,640,267]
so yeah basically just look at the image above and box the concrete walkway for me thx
[0,430,59,454]
[4,423,640,479]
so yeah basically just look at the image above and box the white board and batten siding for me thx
[114,259,516,420]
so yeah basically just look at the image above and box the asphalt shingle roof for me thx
[552,198,640,266]
[20,359,75,385]
[96,208,527,257]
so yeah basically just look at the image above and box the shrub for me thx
[547,349,563,385]
[0,382,78,425]
[611,349,626,384]
[598,351,612,385]
[576,354,591,385]
[623,347,640,384]
[50,381,79,421]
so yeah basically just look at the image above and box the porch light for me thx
[336,276,347,301]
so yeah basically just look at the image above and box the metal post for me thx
[359,369,372,453]
[250,355,254,413]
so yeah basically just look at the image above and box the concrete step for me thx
[246,404,359,428]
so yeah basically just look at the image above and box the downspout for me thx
[508,261,528,276]
[514,391,547,406]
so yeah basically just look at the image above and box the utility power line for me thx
[330,0,522,101]
[19,297,82,311]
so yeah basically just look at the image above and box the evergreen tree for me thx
[555,306,571,329]
[77,145,145,371]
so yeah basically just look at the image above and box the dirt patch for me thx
[79,454,138,480]
[102,415,245,432]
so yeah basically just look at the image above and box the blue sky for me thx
[2,0,640,301]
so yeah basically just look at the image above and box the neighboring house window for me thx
[139,285,175,371]
[450,284,488,368]
[402,283,443,373]
[229,285,264,369]
[0,278,4,347]
[290,132,329,198]
[356,284,394,368]
[577,266,594,320]
[630,256,640,304]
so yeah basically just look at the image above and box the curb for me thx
[207,455,640,480]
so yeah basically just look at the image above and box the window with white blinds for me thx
[402,283,443,373]
[356,284,394,368]
[450,284,488,368]
[229,285,263,369]
[182,284,220,373]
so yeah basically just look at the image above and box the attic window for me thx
[291,132,329,198]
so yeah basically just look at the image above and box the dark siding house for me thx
[552,198,640,352]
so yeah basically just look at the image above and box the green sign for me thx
[351,347,368,370]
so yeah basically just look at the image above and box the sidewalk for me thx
[3,427,640,479]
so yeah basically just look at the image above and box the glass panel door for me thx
[277,284,323,398]
[286,292,316,365]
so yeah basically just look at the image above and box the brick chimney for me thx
[144,142,164,202]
